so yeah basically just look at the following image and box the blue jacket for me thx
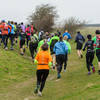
[11,24,15,34]
[53,41,68,55]
[8,23,11,34]
[75,33,85,43]
[63,32,71,39]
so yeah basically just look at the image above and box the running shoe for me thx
[38,91,42,97]
[92,67,95,73]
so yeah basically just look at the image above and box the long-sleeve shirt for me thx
[35,50,52,70]
[63,32,72,39]
[0,23,11,35]
[63,40,71,54]
[53,41,68,55]
[83,40,94,53]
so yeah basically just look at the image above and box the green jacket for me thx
[49,36,59,46]
[63,40,71,54]
[92,36,100,50]
[37,40,50,51]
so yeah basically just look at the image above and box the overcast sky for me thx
[0,0,100,24]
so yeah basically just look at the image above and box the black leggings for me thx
[36,70,49,92]
[26,35,31,47]
[86,52,94,72]
[10,34,14,47]
[29,42,38,59]
[56,54,65,74]
[64,54,68,70]
[2,35,8,48]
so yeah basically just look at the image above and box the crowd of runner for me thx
[1,20,100,96]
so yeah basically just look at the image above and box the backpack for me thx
[87,40,94,53]
[3,23,8,31]
[40,31,44,40]
[50,39,58,53]
[78,35,84,44]
[96,35,100,48]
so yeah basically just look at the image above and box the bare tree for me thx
[28,4,58,32]
[63,17,86,36]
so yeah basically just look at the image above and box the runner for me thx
[29,32,39,59]
[38,29,44,41]
[63,30,71,40]
[14,22,19,45]
[92,30,100,75]
[0,20,11,50]
[10,21,15,50]
[25,25,31,47]
[19,29,26,55]
[75,31,85,58]
[20,22,25,33]
[0,22,2,46]
[83,34,95,75]
[53,36,68,79]
[63,36,71,72]
[49,33,59,69]
[34,43,52,96]
[37,35,49,51]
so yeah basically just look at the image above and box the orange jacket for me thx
[0,23,11,35]
[35,50,52,70]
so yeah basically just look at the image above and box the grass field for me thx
[0,28,100,100]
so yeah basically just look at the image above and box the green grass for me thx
[0,29,100,100]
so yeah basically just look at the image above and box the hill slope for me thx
[0,41,100,100]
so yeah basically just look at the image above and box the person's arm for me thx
[53,44,56,54]
[75,35,78,42]
[68,33,72,39]
[68,42,71,54]
[64,43,68,54]
[34,53,39,64]
[48,53,52,67]
[82,36,85,42]
[8,25,12,33]
[83,42,87,51]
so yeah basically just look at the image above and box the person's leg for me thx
[0,38,1,46]
[10,34,14,49]
[0,35,2,46]
[59,55,65,73]
[5,35,8,48]
[77,50,80,57]
[2,35,6,48]
[15,33,18,45]
[79,50,83,58]
[56,55,64,78]
[64,54,68,71]
[89,53,95,73]
[26,36,30,47]
[39,70,49,92]
[20,40,24,55]
[52,54,56,69]
[34,70,42,94]
[56,55,60,73]
[15,37,18,45]
[22,40,25,53]
[98,62,100,71]
[29,42,34,59]
[6,35,9,46]
[86,54,91,75]
[96,50,100,74]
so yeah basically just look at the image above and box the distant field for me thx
[78,27,100,36]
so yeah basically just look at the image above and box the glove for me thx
[34,59,38,64]
[48,62,52,67]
